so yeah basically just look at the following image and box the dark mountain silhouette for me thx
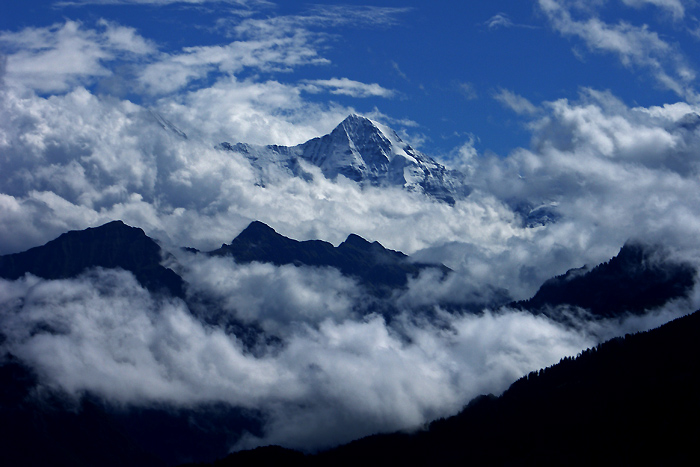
[209,220,451,294]
[515,241,695,319]
[205,310,700,466]
[0,220,184,298]
[0,355,262,467]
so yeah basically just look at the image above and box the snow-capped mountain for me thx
[220,114,470,204]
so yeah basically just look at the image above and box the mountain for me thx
[514,241,696,319]
[1,222,698,465]
[209,220,451,294]
[207,309,700,466]
[0,220,184,298]
[220,115,470,204]
[0,355,262,467]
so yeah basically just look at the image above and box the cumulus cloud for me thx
[5,80,700,301]
[175,252,367,334]
[0,20,156,93]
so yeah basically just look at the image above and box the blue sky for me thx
[2,0,698,157]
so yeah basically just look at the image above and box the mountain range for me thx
[0,220,697,465]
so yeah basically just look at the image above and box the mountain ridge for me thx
[209,220,451,293]
[0,220,185,298]
[514,241,696,319]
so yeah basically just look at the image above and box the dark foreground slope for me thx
[0,356,262,467]
[210,310,700,466]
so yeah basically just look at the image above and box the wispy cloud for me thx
[621,0,685,20]
[301,78,395,98]
[537,0,697,100]
[55,0,272,6]
[486,13,515,29]
[391,61,409,82]
[494,88,538,115]
[457,82,478,101]
[485,12,537,30]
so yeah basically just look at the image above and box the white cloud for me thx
[5,80,700,301]
[2,267,690,451]
[494,88,538,115]
[621,0,685,20]
[457,82,478,101]
[3,12,700,450]
[0,20,155,93]
[138,30,330,95]
[486,13,515,29]
[56,0,270,6]
[537,0,697,100]
[300,78,395,99]
[176,253,366,334]
[0,269,601,452]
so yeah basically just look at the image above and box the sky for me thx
[3,0,699,157]
[3,0,700,455]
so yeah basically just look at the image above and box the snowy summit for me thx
[221,115,469,204]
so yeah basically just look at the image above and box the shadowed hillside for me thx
[208,310,700,466]
[515,241,695,319]
[0,221,184,298]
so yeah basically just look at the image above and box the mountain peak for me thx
[331,114,401,148]
[237,220,278,239]
[337,113,380,131]
[0,220,184,297]
[219,114,470,204]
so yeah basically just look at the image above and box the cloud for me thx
[457,82,478,101]
[0,268,603,451]
[486,13,515,29]
[300,5,414,29]
[537,0,697,99]
[0,20,156,93]
[138,36,330,95]
[391,61,409,81]
[175,252,367,334]
[56,0,271,6]
[485,12,538,30]
[494,88,538,115]
[2,266,692,452]
[5,79,700,303]
[621,0,685,20]
[300,78,395,99]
